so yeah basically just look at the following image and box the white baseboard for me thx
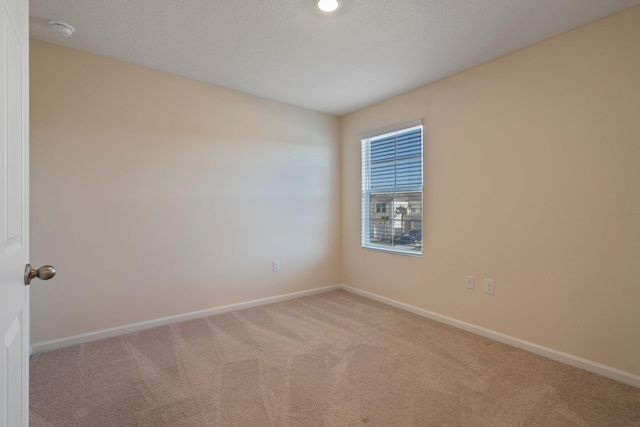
[339,284,640,388]
[31,282,640,389]
[31,285,339,354]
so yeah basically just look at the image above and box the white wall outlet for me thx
[485,279,495,295]
[273,260,280,272]
[466,276,474,290]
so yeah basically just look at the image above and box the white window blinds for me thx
[362,124,423,255]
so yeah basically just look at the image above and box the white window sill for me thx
[362,244,422,258]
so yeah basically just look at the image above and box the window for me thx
[362,123,423,255]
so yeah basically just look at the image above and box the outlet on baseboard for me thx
[465,276,474,290]
[485,279,495,295]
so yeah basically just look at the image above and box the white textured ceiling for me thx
[30,0,640,116]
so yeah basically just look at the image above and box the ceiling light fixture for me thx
[317,0,340,13]
[49,21,75,37]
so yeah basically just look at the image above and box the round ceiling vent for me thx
[49,21,75,37]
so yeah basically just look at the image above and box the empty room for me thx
[1,0,639,425]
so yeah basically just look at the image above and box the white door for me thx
[0,0,30,423]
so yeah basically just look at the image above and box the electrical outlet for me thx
[466,276,474,290]
[485,279,495,295]
[273,260,280,272]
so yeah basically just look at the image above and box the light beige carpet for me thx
[30,290,640,426]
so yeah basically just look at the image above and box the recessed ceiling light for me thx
[49,21,75,37]
[317,0,340,13]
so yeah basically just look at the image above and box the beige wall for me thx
[342,7,640,376]
[30,40,341,343]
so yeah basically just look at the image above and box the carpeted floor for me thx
[30,290,640,426]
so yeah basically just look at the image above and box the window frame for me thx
[375,202,387,213]
[361,122,424,257]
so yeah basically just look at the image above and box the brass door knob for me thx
[24,264,56,285]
